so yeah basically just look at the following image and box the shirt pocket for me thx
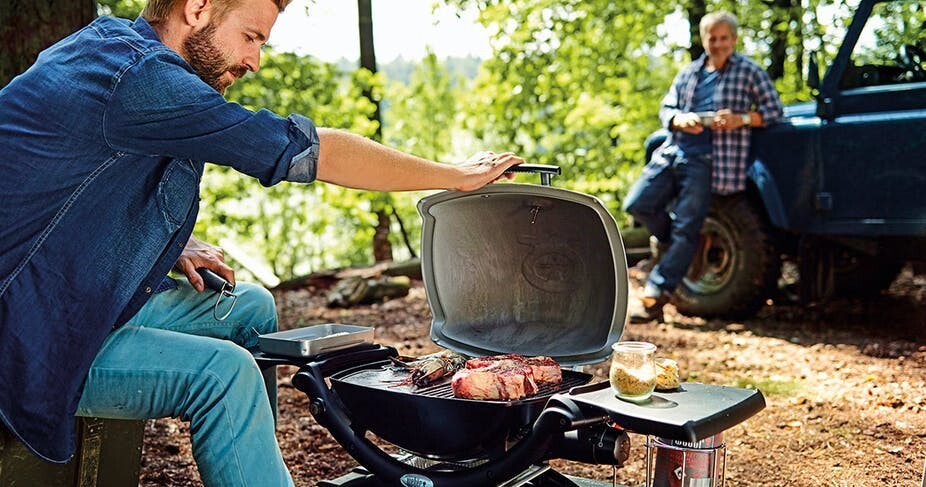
[157,159,199,230]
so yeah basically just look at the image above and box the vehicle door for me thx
[819,0,926,235]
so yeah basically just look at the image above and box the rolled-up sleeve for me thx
[286,114,319,183]
[751,68,783,125]
[658,74,685,130]
[103,50,318,186]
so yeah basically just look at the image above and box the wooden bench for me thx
[0,417,144,486]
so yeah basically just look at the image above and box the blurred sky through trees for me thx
[269,0,492,62]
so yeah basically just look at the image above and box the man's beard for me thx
[183,22,248,94]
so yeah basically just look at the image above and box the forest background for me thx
[0,0,869,282]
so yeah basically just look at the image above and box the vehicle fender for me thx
[746,160,788,229]
[644,129,669,163]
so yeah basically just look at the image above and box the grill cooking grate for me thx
[414,372,590,401]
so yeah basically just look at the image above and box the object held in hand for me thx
[196,267,238,321]
[695,111,716,126]
[502,164,561,186]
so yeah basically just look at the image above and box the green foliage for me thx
[370,55,482,85]
[91,0,923,279]
[96,0,144,18]
[192,49,463,279]
[441,0,896,221]
[444,0,679,221]
[194,51,383,278]
[379,50,466,259]
[851,1,926,65]
[384,50,457,161]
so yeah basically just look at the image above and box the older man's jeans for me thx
[623,151,712,296]
[75,279,293,487]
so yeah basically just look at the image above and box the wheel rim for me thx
[682,217,736,295]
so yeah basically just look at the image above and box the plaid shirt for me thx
[656,53,783,194]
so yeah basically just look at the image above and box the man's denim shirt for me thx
[0,16,319,463]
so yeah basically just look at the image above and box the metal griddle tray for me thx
[562,381,766,442]
[258,323,374,358]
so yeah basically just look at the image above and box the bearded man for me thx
[0,1,522,485]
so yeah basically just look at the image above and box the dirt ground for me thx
[139,266,926,486]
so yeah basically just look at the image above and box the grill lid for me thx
[417,183,628,366]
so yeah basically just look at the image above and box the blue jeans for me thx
[623,151,713,295]
[76,279,293,487]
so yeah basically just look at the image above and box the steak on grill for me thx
[452,354,562,400]
[464,354,563,385]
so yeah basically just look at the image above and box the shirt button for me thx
[145,287,152,294]
[177,242,183,248]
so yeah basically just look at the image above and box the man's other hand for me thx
[175,236,236,292]
[672,113,705,134]
[712,109,747,130]
[453,151,525,191]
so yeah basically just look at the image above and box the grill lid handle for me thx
[504,164,561,186]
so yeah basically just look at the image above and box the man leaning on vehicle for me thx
[623,11,784,323]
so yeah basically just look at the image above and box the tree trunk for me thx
[766,0,795,81]
[357,0,382,142]
[685,0,707,61]
[0,0,96,87]
[357,0,392,262]
[791,3,805,91]
[372,208,393,262]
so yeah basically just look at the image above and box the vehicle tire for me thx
[672,195,779,319]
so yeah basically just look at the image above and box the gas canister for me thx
[650,433,724,487]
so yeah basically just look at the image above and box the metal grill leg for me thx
[261,364,278,426]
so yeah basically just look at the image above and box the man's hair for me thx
[142,0,293,25]
[700,12,738,38]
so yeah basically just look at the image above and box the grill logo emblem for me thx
[519,235,583,293]
[400,474,435,487]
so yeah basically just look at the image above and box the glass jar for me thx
[610,341,657,402]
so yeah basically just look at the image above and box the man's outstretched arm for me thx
[315,128,523,192]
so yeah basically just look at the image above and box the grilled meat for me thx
[451,364,538,400]
[452,354,562,400]
[389,350,467,387]
[465,354,563,385]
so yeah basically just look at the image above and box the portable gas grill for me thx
[255,166,765,487]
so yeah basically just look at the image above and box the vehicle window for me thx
[841,0,926,89]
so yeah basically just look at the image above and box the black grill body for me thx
[329,360,592,459]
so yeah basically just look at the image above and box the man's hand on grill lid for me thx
[452,151,523,191]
